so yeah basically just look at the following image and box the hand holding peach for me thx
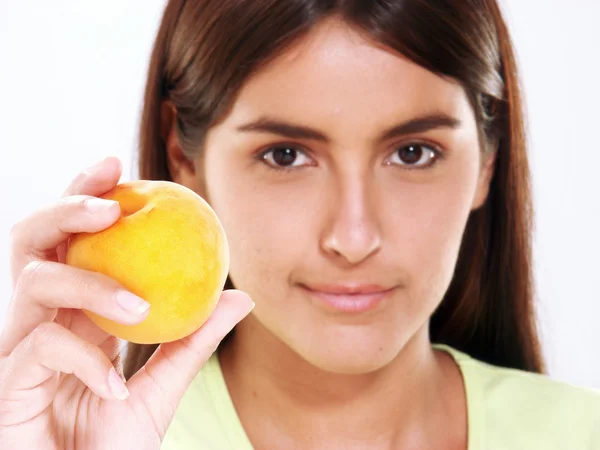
[0,157,253,449]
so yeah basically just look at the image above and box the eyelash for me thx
[384,142,443,171]
[256,142,444,172]
[255,144,314,173]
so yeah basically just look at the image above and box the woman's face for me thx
[185,19,495,374]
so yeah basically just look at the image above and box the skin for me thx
[167,18,496,450]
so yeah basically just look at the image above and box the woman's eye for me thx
[261,146,312,169]
[387,144,440,168]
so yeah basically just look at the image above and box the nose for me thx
[320,173,382,265]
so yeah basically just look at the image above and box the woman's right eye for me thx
[259,146,314,170]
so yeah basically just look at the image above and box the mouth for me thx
[299,283,396,314]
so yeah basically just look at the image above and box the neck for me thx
[219,315,465,449]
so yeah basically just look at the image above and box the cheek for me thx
[204,169,317,294]
[385,166,479,304]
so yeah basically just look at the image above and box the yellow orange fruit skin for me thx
[65,180,230,344]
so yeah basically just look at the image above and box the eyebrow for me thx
[236,113,462,143]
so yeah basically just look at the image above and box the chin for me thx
[289,328,409,375]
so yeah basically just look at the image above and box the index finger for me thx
[62,155,123,197]
[8,156,123,283]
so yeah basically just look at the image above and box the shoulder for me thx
[435,344,600,449]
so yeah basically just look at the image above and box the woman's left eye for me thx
[386,144,440,168]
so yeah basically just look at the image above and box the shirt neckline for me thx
[205,343,482,450]
[203,353,255,450]
[432,343,484,450]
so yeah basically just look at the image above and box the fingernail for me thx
[116,291,151,315]
[85,198,119,213]
[108,368,129,400]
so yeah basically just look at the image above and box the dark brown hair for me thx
[124,0,544,379]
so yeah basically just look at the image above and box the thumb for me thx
[126,290,254,435]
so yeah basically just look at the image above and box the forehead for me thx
[223,18,474,132]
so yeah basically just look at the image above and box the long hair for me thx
[124,0,544,379]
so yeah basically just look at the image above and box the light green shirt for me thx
[161,344,600,449]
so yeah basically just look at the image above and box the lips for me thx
[304,283,391,294]
[300,283,395,313]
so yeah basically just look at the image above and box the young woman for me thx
[1,1,598,449]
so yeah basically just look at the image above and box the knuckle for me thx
[8,218,25,244]
[72,340,106,374]
[55,195,101,234]
[16,260,49,293]
[68,172,87,196]
[7,216,31,253]
[185,331,219,363]
[25,322,61,354]
[62,273,91,310]
[71,271,114,311]
[76,339,98,361]
[55,195,88,215]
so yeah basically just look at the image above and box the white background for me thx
[0,1,598,389]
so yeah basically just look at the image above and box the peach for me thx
[65,180,229,344]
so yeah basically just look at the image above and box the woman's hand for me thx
[0,156,253,449]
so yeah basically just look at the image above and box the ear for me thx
[471,150,497,210]
[161,100,204,193]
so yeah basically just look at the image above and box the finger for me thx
[0,261,150,356]
[127,290,254,435]
[53,156,122,264]
[9,195,121,282]
[0,322,129,413]
[56,309,122,359]
[62,155,123,197]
